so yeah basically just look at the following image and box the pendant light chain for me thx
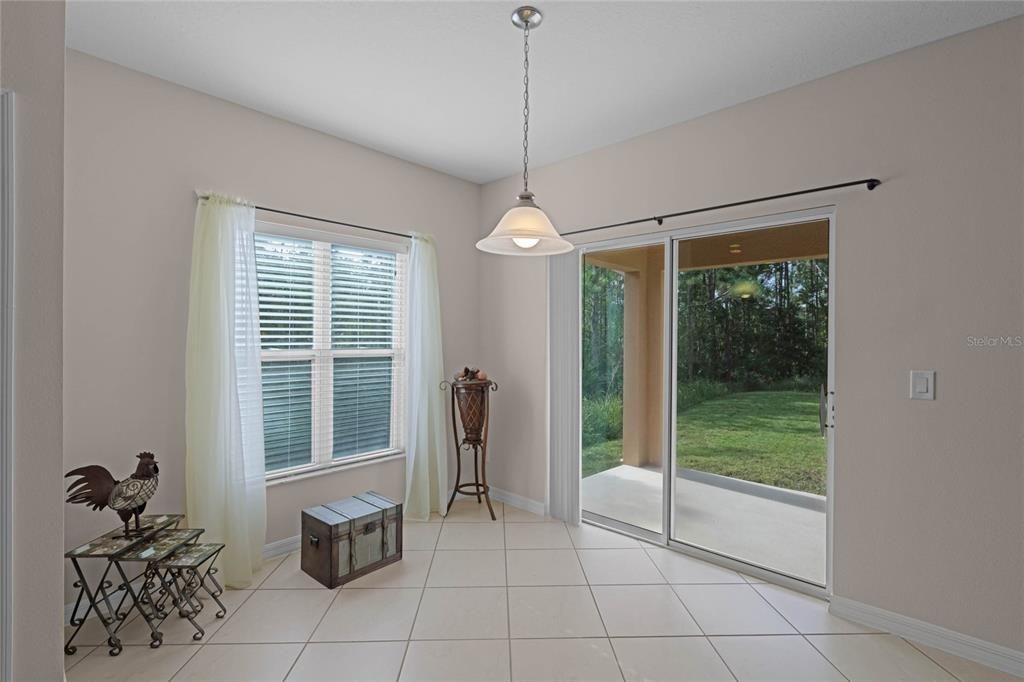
[476,7,573,256]
[522,26,531,194]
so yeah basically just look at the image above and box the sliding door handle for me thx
[819,384,827,436]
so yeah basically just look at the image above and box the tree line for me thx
[582,259,829,402]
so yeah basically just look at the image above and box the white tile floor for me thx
[64,500,1020,682]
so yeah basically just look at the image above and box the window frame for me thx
[255,219,409,484]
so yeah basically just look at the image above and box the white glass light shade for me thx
[476,192,574,256]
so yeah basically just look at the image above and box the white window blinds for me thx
[255,231,406,474]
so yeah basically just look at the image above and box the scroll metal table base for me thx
[155,543,228,641]
[65,558,136,656]
[63,518,222,657]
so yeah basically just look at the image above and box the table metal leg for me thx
[158,567,207,641]
[65,559,125,656]
[112,560,164,650]
[139,568,172,621]
[198,554,227,618]
[64,582,93,656]
[172,570,203,617]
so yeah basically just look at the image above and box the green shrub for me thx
[765,375,823,392]
[582,394,623,447]
[677,380,730,411]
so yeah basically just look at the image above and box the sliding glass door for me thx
[672,220,829,585]
[580,243,666,536]
[579,216,831,586]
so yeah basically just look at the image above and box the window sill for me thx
[265,449,405,488]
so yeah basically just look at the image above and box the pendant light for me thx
[477,6,573,256]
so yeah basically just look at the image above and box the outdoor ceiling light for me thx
[477,6,573,257]
[731,280,760,300]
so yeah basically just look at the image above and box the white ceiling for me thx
[66,1,1024,183]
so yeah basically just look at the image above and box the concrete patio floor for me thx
[582,465,825,584]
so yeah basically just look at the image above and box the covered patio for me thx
[582,465,826,584]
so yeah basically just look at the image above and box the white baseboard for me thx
[486,486,545,516]
[830,596,1024,677]
[443,485,546,517]
[263,534,300,560]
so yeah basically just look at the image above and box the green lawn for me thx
[581,390,826,495]
[581,439,626,479]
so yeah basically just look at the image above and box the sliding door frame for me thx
[578,233,673,545]
[575,206,836,598]
[0,90,13,682]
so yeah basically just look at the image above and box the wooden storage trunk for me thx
[300,491,403,588]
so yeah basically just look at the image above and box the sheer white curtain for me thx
[404,233,448,520]
[185,193,267,587]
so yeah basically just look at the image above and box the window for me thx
[254,229,406,475]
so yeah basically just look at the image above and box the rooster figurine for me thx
[65,452,160,536]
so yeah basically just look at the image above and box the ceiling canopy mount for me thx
[511,6,543,30]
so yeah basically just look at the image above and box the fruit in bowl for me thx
[455,367,489,382]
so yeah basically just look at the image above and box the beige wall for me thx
[1,1,66,679]
[63,51,481,597]
[480,17,1024,650]
[59,13,1024,654]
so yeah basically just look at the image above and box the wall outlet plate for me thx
[909,370,935,400]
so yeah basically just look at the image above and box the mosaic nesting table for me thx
[64,515,226,656]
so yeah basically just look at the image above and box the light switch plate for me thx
[909,370,935,400]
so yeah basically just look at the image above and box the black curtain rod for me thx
[256,205,412,240]
[561,178,881,237]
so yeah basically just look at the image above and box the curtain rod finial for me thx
[866,179,881,190]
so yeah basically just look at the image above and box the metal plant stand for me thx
[442,378,498,520]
